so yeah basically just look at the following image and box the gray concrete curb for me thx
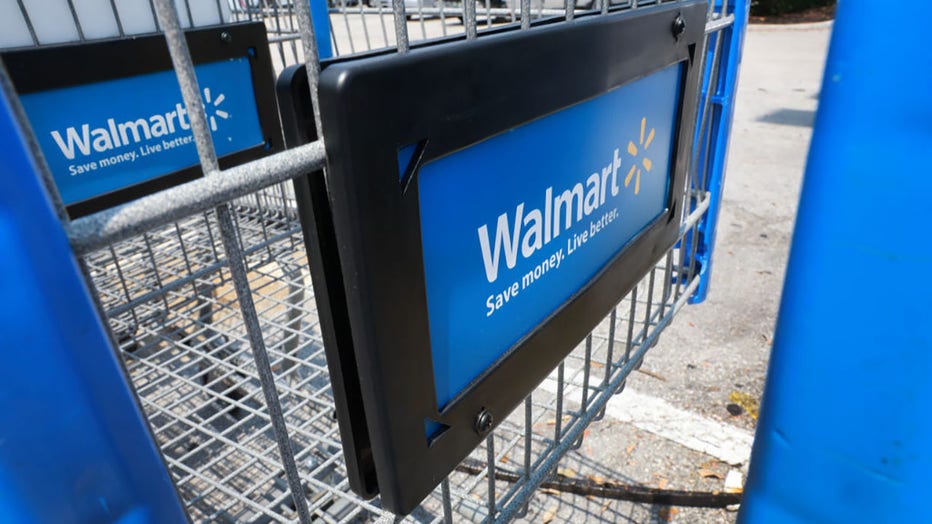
[749,20,833,32]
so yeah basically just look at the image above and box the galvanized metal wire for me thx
[2,0,738,521]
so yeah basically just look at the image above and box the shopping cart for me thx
[0,0,747,521]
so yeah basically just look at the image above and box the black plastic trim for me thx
[281,1,706,513]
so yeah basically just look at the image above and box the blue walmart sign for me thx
[418,64,682,408]
[19,58,264,206]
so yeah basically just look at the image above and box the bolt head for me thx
[475,409,494,435]
[672,15,686,39]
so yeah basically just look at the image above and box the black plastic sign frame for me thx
[2,22,282,218]
[279,1,706,513]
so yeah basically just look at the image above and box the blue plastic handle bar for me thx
[686,0,750,304]
[311,0,334,59]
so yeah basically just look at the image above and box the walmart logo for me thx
[50,87,229,161]
[474,115,664,284]
[204,87,230,132]
[624,117,655,195]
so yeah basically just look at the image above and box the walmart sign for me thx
[19,57,264,206]
[418,64,682,408]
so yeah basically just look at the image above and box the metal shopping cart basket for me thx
[0,0,747,521]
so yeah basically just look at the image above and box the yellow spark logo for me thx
[625,117,655,195]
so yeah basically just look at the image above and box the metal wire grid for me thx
[1,0,736,521]
[85,205,706,524]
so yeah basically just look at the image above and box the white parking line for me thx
[540,370,755,466]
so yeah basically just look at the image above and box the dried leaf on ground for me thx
[557,467,577,479]
[542,507,558,524]
[636,368,668,381]
[587,474,607,485]
[698,468,724,480]
[729,390,760,419]
[657,507,679,522]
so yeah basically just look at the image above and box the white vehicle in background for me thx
[366,0,599,19]
[228,0,596,17]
